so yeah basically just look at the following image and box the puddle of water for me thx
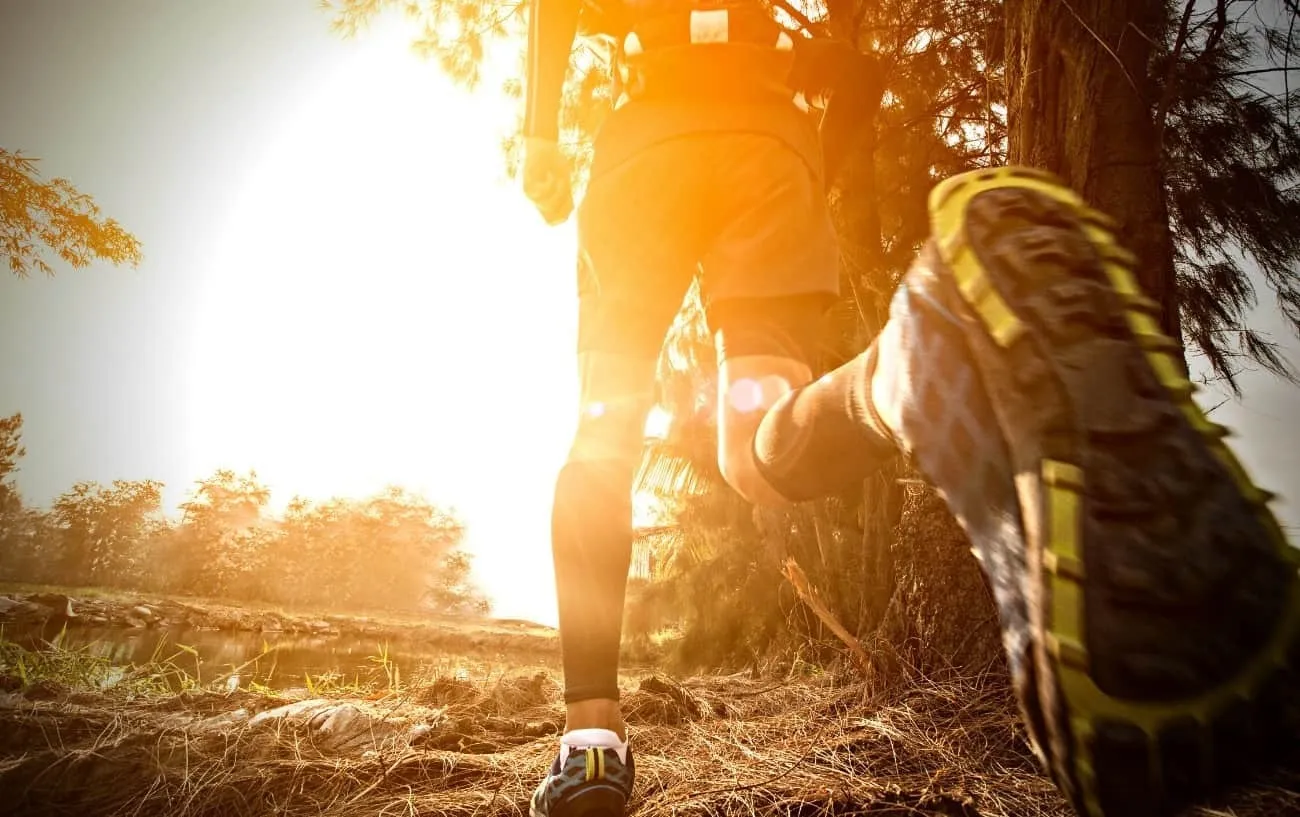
[2,619,557,691]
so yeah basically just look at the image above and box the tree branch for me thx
[1286,3,1296,127]
[782,557,871,673]
[1218,66,1300,77]
[769,0,823,36]
[1200,0,1229,68]
[1155,0,1199,151]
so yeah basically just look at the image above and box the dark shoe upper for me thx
[870,246,1034,680]
[531,738,634,817]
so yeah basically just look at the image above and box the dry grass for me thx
[2,658,1297,817]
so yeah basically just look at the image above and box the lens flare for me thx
[727,378,765,413]
[644,406,672,439]
[727,375,792,413]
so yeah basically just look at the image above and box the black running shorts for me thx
[575,130,841,363]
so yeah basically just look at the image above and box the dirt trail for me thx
[2,590,1297,816]
[2,669,1298,817]
[0,589,559,656]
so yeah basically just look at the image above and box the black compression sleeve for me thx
[525,0,581,140]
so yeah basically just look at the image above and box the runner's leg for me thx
[550,138,706,732]
[553,346,658,734]
[698,134,898,506]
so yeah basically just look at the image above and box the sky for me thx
[1,1,1297,624]
[0,0,581,622]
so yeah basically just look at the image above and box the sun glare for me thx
[644,406,672,440]
[189,16,576,626]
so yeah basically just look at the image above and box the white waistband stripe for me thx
[689,9,731,43]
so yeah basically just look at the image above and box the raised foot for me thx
[927,165,1300,817]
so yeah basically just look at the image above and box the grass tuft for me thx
[0,636,1296,817]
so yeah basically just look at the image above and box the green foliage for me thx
[270,486,481,613]
[0,148,143,277]
[0,629,203,696]
[0,414,23,486]
[627,487,796,672]
[0,460,487,616]
[0,415,46,584]
[171,469,274,597]
[324,0,526,91]
[0,414,24,527]
[49,479,168,587]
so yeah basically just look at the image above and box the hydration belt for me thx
[608,6,827,112]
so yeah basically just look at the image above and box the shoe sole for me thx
[531,783,626,817]
[926,167,1300,817]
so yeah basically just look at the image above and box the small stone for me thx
[0,598,41,619]
[317,703,365,735]
[28,593,76,618]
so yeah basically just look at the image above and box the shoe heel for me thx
[553,786,626,817]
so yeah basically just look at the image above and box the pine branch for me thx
[1206,0,1228,55]
[1156,0,1200,151]
[1286,4,1295,127]
[781,557,871,673]
[1218,66,1300,77]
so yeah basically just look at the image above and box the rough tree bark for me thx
[1005,0,1183,342]
[816,14,1003,681]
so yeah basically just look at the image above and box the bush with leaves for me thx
[268,486,476,612]
[0,442,488,615]
[47,479,168,587]
[0,414,44,583]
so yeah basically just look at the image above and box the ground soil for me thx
[1,589,1297,817]
[0,586,559,658]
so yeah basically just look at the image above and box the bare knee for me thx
[568,351,658,466]
[568,403,648,467]
[716,358,811,507]
[719,437,788,507]
[708,294,829,505]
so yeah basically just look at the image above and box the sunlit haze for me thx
[189,21,578,624]
[1,3,579,625]
[1,1,1297,632]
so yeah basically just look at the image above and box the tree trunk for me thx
[825,96,1002,683]
[1005,0,1183,344]
[874,484,1005,679]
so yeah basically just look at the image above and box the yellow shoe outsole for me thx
[924,166,1300,817]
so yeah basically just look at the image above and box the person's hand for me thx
[522,136,574,225]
